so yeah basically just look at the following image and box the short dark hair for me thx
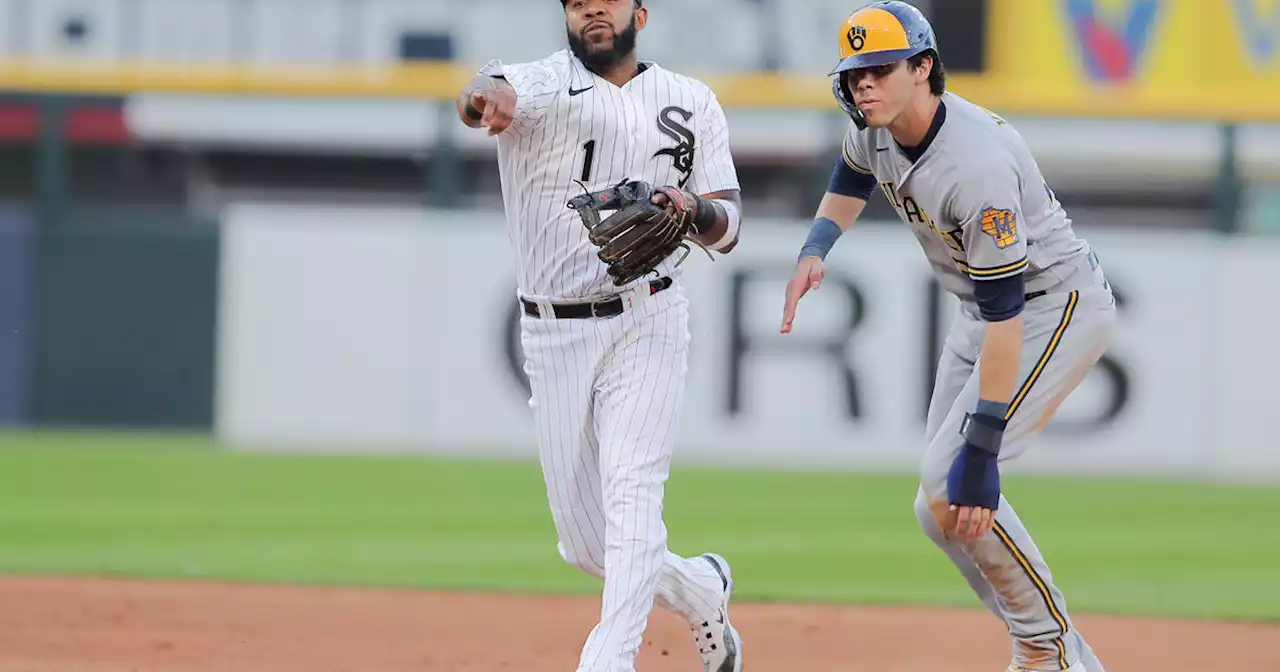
[908,49,946,96]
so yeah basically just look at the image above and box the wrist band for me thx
[798,217,843,261]
[704,199,740,252]
[692,196,718,234]
[961,413,1006,455]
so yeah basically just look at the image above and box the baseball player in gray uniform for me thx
[780,3,1114,671]
[455,1,744,671]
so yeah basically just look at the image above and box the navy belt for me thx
[1024,289,1048,301]
[522,276,673,319]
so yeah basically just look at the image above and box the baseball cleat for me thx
[691,553,743,672]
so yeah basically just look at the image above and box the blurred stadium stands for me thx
[0,0,1275,230]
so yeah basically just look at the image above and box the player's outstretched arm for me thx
[456,74,517,135]
[781,136,878,328]
[811,191,868,237]
[779,176,872,334]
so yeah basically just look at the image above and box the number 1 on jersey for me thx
[580,139,597,183]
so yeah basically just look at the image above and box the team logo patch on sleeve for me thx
[980,207,1018,249]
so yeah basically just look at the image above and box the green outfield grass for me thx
[0,430,1276,622]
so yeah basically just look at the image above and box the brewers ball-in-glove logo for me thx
[847,25,867,52]
[980,207,1019,249]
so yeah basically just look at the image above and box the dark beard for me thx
[566,16,638,72]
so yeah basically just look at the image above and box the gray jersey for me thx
[844,92,1095,301]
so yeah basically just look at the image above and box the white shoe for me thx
[691,553,743,672]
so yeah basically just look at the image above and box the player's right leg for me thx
[519,311,610,580]
[915,286,1115,671]
[580,285,737,672]
[912,309,1099,670]
[520,289,732,672]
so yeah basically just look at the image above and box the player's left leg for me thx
[917,286,1115,672]
[914,304,1106,672]
[573,283,738,672]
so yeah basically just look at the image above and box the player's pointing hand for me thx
[780,256,824,334]
[472,89,516,137]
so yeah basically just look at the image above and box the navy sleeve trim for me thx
[828,152,876,200]
[974,273,1026,322]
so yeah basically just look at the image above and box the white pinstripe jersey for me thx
[843,92,1095,301]
[479,49,739,302]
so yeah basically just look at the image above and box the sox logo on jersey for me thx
[654,106,696,187]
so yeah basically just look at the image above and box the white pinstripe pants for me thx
[520,283,726,672]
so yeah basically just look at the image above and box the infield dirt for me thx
[0,576,1275,671]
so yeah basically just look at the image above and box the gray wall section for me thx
[0,205,35,426]
[33,212,220,429]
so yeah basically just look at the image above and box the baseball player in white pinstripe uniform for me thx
[455,2,744,671]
